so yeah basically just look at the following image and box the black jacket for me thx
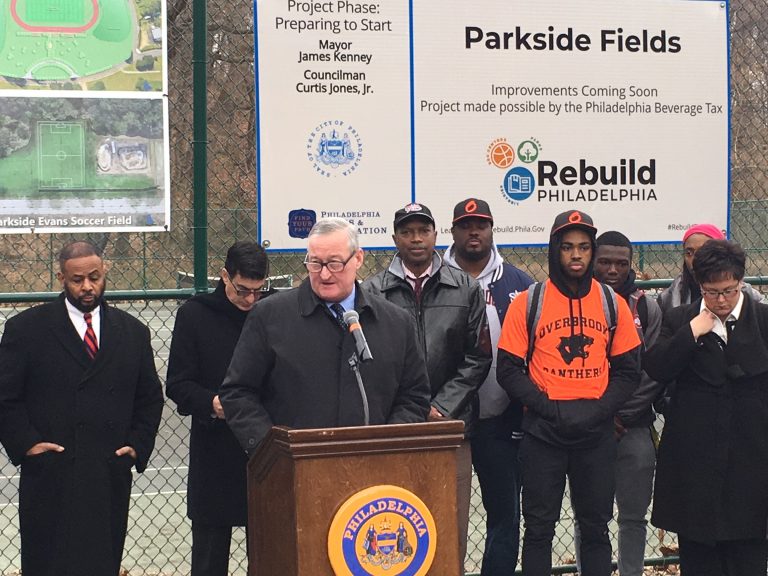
[645,297,768,541]
[166,280,257,526]
[610,271,664,427]
[219,279,431,455]
[0,296,163,576]
[362,253,491,436]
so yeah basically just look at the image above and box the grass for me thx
[86,70,163,91]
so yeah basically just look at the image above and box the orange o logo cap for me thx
[569,211,583,224]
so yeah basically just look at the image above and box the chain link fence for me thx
[1,0,768,574]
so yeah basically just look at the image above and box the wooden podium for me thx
[246,421,464,575]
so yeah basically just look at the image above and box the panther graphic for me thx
[557,334,594,365]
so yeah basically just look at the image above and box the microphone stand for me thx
[347,353,370,426]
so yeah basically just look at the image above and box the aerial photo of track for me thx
[0,0,135,81]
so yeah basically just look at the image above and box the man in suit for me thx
[0,241,164,576]
[220,218,430,455]
[166,241,272,576]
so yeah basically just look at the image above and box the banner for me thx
[256,0,728,248]
[0,0,170,233]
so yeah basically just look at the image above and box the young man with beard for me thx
[362,203,491,572]
[166,241,272,576]
[0,241,164,576]
[497,211,641,576]
[443,197,533,575]
[588,231,662,576]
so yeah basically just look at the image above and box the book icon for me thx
[508,173,532,194]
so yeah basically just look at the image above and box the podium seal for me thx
[327,485,437,576]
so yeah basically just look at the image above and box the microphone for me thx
[343,310,374,363]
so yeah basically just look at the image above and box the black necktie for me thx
[726,319,736,338]
[330,303,346,329]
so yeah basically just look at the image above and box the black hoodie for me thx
[496,226,641,447]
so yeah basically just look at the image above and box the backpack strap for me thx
[598,283,618,355]
[525,282,546,365]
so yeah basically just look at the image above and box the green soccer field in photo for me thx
[36,121,85,188]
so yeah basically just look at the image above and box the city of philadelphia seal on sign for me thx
[327,485,437,576]
[306,120,363,178]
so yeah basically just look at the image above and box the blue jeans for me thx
[471,408,522,575]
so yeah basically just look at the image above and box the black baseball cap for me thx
[393,203,435,228]
[550,210,597,236]
[452,198,493,225]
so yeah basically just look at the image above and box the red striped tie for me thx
[83,312,98,359]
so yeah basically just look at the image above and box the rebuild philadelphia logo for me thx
[487,137,658,205]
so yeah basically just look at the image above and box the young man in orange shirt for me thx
[497,210,641,576]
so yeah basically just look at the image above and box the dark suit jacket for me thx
[0,295,163,576]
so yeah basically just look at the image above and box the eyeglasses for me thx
[223,272,269,297]
[231,284,269,297]
[304,251,356,273]
[700,284,741,299]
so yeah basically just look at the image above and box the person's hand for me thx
[25,442,64,456]
[115,446,137,460]
[614,415,627,440]
[690,308,716,340]
[428,406,445,421]
[212,395,225,419]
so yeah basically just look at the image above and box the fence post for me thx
[192,0,209,292]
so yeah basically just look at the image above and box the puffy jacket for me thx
[362,252,491,436]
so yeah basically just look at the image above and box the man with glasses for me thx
[362,202,491,572]
[166,241,273,576]
[220,218,430,458]
[645,239,768,575]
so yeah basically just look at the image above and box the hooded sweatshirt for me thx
[496,225,641,446]
[444,243,533,418]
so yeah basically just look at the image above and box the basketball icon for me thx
[489,142,515,168]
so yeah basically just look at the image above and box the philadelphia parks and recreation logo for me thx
[327,485,437,576]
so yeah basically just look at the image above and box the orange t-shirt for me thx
[498,279,640,400]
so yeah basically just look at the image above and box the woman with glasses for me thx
[645,239,768,575]
[658,223,761,316]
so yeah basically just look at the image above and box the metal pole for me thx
[192,0,209,293]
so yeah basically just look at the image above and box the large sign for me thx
[0,0,170,233]
[256,0,728,248]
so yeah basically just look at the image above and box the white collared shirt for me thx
[65,298,102,344]
[402,262,432,290]
[699,290,743,344]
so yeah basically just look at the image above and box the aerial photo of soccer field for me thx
[0,0,135,81]
[37,121,85,188]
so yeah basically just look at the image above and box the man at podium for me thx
[220,218,431,455]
